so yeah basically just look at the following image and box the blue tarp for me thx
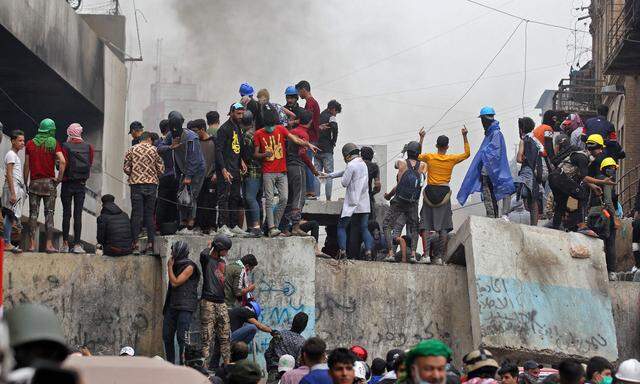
[457,120,515,206]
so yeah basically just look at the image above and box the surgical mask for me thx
[604,168,617,179]
[599,376,613,384]
[265,125,276,133]
[412,366,442,384]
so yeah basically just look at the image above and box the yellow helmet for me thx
[600,157,618,170]
[586,134,604,147]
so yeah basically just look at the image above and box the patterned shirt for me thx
[264,330,306,371]
[123,142,165,185]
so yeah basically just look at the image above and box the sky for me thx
[81,0,592,201]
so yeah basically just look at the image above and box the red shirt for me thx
[254,125,289,173]
[304,96,321,143]
[25,140,62,180]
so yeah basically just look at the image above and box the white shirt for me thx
[338,157,370,218]
[4,149,23,186]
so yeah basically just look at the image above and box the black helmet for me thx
[405,141,421,155]
[168,111,185,133]
[212,234,232,251]
[342,143,359,159]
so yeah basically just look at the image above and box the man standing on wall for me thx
[156,119,179,229]
[60,123,94,254]
[193,119,217,234]
[24,118,66,253]
[315,100,341,201]
[296,80,321,200]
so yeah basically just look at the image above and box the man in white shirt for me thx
[321,143,373,259]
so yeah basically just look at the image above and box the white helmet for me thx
[616,359,640,383]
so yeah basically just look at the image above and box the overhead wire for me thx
[0,84,37,124]
[426,20,524,131]
[522,21,528,116]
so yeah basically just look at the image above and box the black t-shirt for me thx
[229,306,256,332]
[588,152,607,178]
[365,160,380,197]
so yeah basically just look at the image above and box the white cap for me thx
[278,354,295,372]
[119,346,135,356]
[617,359,640,383]
[354,361,367,380]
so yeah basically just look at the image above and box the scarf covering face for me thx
[33,118,58,152]
[171,241,190,264]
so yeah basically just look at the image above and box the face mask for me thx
[599,376,613,384]
[605,168,617,179]
[412,366,442,384]
[265,125,276,133]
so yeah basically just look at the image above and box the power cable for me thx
[522,21,528,116]
[465,0,590,33]
[0,84,37,124]
[426,20,524,131]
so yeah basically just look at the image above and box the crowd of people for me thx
[4,300,640,384]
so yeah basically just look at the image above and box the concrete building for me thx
[142,81,217,132]
[0,1,128,246]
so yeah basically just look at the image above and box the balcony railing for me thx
[605,0,640,74]
[553,78,604,115]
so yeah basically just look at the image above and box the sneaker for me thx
[418,256,431,264]
[72,244,86,254]
[268,228,281,238]
[177,227,193,235]
[383,255,396,263]
[60,244,70,253]
[247,228,263,238]
[132,247,141,256]
[336,250,347,260]
[408,256,418,264]
[305,195,318,200]
[217,225,235,238]
[577,228,599,238]
[631,266,639,274]
[434,257,444,265]
[609,272,618,281]
[231,226,246,235]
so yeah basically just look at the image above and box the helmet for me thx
[5,304,68,350]
[478,106,496,117]
[212,234,232,251]
[239,83,254,97]
[600,157,618,170]
[168,111,185,132]
[342,143,360,158]
[405,141,421,155]
[249,301,262,318]
[586,134,604,147]
[462,348,499,374]
[350,345,368,361]
[616,359,640,383]
[284,86,298,96]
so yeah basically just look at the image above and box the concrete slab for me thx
[3,253,163,356]
[156,235,317,367]
[457,216,618,362]
[609,282,640,361]
[315,259,473,364]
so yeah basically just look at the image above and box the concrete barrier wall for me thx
[609,282,640,361]
[156,235,317,366]
[3,253,163,356]
[315,259,474,364]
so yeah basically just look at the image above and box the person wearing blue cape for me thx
[457,107,515,218]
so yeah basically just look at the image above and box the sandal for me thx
[5,246,22,254]
[45,248,58,254]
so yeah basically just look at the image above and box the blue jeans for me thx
[232,323,258,344]
[244,176,262,226]
[3,212,13,243]
[314,152,334,200]
[305,149,317,195]
[337,213,373,253]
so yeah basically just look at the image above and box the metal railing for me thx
[618,163,640,214]
[606,0,640,65]
[553,78,604,114]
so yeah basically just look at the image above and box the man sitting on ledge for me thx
[97,194,133,256]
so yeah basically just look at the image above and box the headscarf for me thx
[33,118,58,152]
[405,339,452,367]
[67,123,83,142]
[562,113,583,134]
[171,241,190,264]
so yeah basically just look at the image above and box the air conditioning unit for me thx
[601,84,625,95]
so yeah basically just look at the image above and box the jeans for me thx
[217,171,242,228]
[130,184,158,246]
[196,177,217,231]
[285,165,306,226]
[162,308,193,365]
[61,181,86,246]
[314,152,334,200]
[263,172,288,229]
[157,175,179,226]
[233,323,258,344]
[244,176,262,227]
[179,173,205,223]
[337,213,373,254]
[3,209,14,244]
[305,149,316,195]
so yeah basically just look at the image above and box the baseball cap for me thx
[120,346,135,356]
[523,360,542,370]
[278,354,296,373]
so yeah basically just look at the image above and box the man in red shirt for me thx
[24,118,66,252]
[253,104,316,237]
[296,80,321,199]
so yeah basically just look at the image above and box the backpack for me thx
[62,142,91,180]
[395,159,423,203]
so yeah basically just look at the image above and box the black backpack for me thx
[62,142,91,181]
[395,159,423,203]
